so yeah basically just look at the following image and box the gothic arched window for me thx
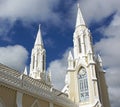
[33,55,35,69]
[78,68,89,102]
[42,55,45,71]
[78,37,81,53]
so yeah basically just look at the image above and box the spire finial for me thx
[39,24,41,29]
[77,3,80,8]
[76,3,86,27]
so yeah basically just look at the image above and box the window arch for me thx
[78,68,89,102]
[33,55,35,69]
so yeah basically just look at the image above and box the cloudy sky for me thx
[0,0,120,107]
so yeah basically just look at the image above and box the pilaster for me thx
[16,91,23,107]
[49,102,54,107]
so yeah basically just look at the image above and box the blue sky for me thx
[0,0,120,107]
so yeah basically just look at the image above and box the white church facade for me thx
[0,4,110,107]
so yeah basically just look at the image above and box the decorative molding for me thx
[92,78,97,81]
[0,63,76,107]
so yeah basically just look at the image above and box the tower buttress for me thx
[65,3,110,107]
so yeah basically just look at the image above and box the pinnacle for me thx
[23,66,27,75]
[68,51,73,60]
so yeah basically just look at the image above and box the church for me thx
[0,4,110,107]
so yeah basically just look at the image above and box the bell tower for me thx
[29,25,46,80]
[64,4,110,107]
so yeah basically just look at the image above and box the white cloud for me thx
[62,0,120,29]
[47,48,71,90]
[0,0,60,38]
[0,45,28,72]
[0,18,14,38]
[95,13,120,107]
[78,0,120,24]
[95,13,120,67]
[0,0,60,23]
[106,67,120,107]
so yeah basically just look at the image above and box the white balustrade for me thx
[0,63,76,107]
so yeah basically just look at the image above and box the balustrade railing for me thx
[0,63,76,107]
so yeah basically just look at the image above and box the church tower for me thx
[64,4,110,107]
[29,25,47,81]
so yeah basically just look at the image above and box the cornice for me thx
[0,63,76,107]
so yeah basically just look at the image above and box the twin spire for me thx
[76,3,86,27]
[35,4,85,45]
[34,24,43,46]
[35,4,84,46]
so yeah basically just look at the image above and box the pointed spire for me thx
[34,24,43,46]
[23,66,27,75]
[76,3,86,27]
